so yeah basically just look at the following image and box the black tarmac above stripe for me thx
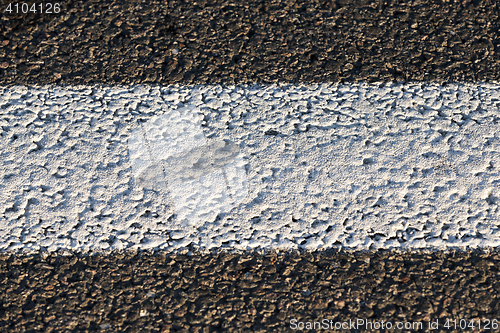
[2,0,500,332]
[1,0,499,85]
[1,250,500,332]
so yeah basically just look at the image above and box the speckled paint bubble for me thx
[1,83,500,254]
[127,106,248,227]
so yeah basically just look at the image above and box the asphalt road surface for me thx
[1,0,500,332]
[1,0,499,85]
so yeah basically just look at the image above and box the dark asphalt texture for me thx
[1,250,500,332]
[0,0,499,85]
[2,0,500,332]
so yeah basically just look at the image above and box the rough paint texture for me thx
[0,0,500,85]
[1,83,500,253]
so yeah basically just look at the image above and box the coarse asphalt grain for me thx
[2,0,500,332]
[1,250,500,332]
[0,0,499,85]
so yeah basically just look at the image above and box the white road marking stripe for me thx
[127,107,248,227]
[1,83,500,253]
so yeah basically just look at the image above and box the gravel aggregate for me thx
[2,0,500,331]
[1,250,500,332]
[0,0,499,85]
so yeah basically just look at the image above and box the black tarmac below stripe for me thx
[0,0,499,85]
[1,250,500,332]
[2,0,500,332]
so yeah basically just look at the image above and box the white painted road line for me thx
[1,83,500,253]
[127,106,248,227]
